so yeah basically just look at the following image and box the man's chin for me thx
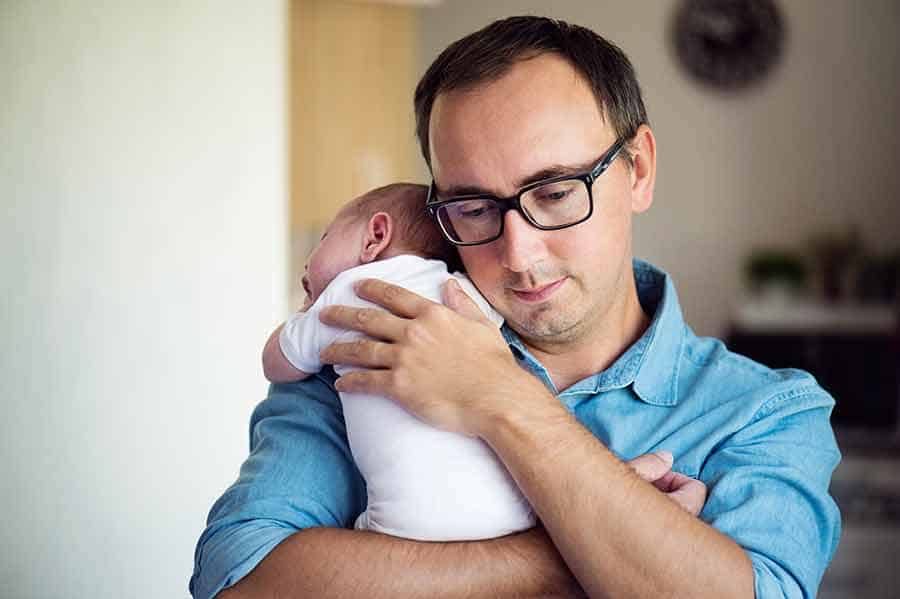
[507,305,585,344]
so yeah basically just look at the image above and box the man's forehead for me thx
[428,56,610,195]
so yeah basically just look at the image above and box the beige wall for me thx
[418,0,900,336]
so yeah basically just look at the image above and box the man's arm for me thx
[318,279,756,599]
[192,375,704,598]
[219,525,583,599]
[486,389,839,597]
[481,386,754,599]
[697,383,841,597]
[190,374,587,599]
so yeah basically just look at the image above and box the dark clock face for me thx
[672,0,786,90]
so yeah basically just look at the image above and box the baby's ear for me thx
[360,212,393,263]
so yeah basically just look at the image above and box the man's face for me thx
[429,54,642,348]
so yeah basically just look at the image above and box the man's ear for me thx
[360,212,393,263]
[628,124,656,214]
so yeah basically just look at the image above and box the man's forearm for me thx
[219,526,584,599]
[483,394,754,599]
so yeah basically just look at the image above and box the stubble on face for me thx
[431,54,637,354]
[494,240,632,349]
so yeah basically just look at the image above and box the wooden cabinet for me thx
[727,330,899,430]
[288,0,423,306]
[727,301,899,436]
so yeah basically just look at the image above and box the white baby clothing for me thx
[279,255,535,541]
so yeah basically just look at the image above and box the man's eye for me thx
[536,188,571,202]
[461,207,488,217]
[455,202,495,219]
[532,180,581,203]
[544,190,570,201]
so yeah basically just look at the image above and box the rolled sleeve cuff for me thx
[189,498,328,599]
[750,551,808,599]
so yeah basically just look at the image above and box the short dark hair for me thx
[344,183,461,270]
[414,16,648,170]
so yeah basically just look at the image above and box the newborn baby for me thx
[262,183,535,541]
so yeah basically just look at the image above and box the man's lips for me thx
[509,278,566,303]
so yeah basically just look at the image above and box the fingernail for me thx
[654,450,674,463]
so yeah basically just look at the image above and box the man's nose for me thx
[498,210,546,273]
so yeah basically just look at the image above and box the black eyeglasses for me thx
[426,138,626,246]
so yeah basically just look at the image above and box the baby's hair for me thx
[344,183,461,271]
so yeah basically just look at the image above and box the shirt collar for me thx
[500,259,685,407]
[629,259,685,406]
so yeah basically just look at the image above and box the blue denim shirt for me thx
[191,259,842,599]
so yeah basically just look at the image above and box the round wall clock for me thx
[671,0,786,91]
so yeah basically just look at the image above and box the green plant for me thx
[745,250,807,290]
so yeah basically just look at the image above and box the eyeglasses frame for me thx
[425,137,627,247]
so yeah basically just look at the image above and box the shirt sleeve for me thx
[189,371,366,599]
[699,383,842,599]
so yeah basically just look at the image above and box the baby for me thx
[262,183,535,541]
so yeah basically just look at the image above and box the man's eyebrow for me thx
[439,158,598,199]
[517,159,596,188]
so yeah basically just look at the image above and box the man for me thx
[191,16,840,598]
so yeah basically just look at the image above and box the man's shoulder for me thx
[677,328,834,417]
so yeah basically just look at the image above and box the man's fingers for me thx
[663,475,708,516]
[627,451,674,482]
[319,305,405,341]
[650,471,678,492]
[353,278,436,318]
[442,279,492,323]
[334,369,392,394]
[644,467,707,516]
[320,339,393,369]
[625,452,707,516]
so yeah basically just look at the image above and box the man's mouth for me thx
[302,276,311,297]
[509,278,566,303]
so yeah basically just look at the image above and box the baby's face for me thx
[303,213,366,305]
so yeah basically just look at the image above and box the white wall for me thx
[418,0,900,336]
[0,2,286,598]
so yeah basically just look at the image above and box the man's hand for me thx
[319,278,709,516]
[319,277,534,437]
[626,451,707,516]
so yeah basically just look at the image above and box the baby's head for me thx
[302,183,457,304]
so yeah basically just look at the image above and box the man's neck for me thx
[521,280,651,393]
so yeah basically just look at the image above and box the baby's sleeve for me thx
[278,303,343,374]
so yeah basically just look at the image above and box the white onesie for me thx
[279,254,535,541]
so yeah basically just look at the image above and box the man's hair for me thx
[414,16,648,169]
[344,183,460,270]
